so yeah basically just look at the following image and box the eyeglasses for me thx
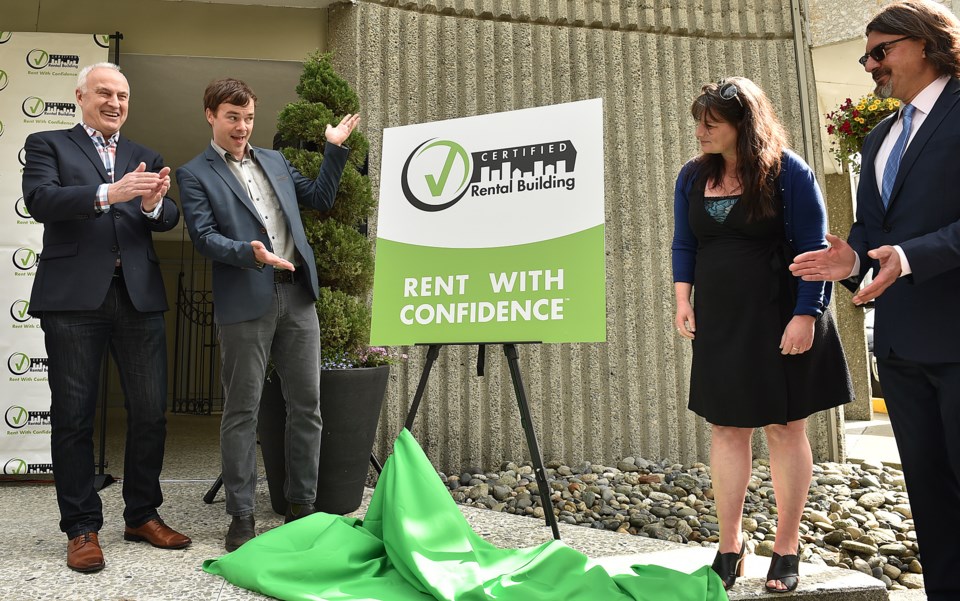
[858,36,912,66]
[718,80,743,108]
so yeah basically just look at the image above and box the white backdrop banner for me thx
[1,32,109,474]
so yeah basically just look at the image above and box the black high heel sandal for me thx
[765,551,800,593]
[710,533,747,591]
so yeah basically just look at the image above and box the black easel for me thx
[92,31,125,492]
[393,343,560,540]
[92,352,115,491]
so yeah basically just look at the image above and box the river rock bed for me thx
[439,457,921,591]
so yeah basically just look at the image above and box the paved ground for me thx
[0,409,902,600]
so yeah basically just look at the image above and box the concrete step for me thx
[452,500,889,601]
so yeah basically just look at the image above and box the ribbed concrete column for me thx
[329,0,845,472]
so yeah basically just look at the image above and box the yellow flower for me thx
[857,103,866,110]
[856,117,865,123]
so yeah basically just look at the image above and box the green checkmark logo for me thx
[13,248,38,269]
[22,96,45,118]
[26,49,49,69]
[4,459,27,475]
[5,406,27,428]
[420,140,470,198]
[8,352,31,375]
[11,300,30,322]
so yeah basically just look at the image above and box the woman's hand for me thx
[674,283,696,339]
[780,314,815,355]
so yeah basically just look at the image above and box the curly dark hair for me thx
[690,77,787,222]
[867,0,960,78]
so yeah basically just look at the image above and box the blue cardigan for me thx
[671,149,832,316]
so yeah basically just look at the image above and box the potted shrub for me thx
[257,51,392,516]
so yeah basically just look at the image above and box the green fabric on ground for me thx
[203,429,728,601]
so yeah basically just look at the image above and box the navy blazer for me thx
[176,142,349,325]
[22,124,180,315]
[849,77,960,362]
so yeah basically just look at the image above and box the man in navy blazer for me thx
[176,78,359,551]
[22,63,190,573]
[792,2,960,597]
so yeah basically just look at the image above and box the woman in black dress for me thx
[671,77,853,593]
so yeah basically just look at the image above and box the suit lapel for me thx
[888,77,960,211]
[114,134,134,180]
[203,145,265,227]
[67,124,110,183]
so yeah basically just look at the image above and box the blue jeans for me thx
[41,276,168,539]
[217,279,322,516]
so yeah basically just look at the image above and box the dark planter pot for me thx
[258,364,389,515]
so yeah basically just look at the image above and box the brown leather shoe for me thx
[123,518,191,549]
[67,532,105,573]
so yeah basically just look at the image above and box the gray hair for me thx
[76,62,123,93]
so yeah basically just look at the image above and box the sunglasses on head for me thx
[859,36,912,66]
[717,80,743,108]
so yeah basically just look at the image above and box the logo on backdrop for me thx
[22,96,76,119]
[0,120,4,138]
[12,248,39,271]
[14,198,33,221]
[3,458,52,474]
[4,405,50,429]
[7,352,48,376]
[3,458,26,474]
[18,147,26,166]
[401,138,578,212]
[10,300,32,323]
[0,32,11,44]
[25,49,80,70]
[0,70,9,92]
[94,34,110,48]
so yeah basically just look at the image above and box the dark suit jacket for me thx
[22,124,180,316]
[849,77,960,363]
[176,142,349,325]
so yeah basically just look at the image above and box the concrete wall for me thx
[328,0,845,473]
[808,0,959,47]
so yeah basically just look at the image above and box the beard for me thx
[873,70,894,98]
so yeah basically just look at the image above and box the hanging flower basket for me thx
[824,94,901,174]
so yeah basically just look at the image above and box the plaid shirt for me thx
[82,122,118,213]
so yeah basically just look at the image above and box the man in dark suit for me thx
[791,2,960,597]
[176,78,358,551]
[22,62,190,573]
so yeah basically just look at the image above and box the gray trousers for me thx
[217,279,322,516]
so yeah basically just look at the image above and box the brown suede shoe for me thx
[123,518,191,549]
[67,532,105,573]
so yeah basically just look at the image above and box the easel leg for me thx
[94,351,114,491]
[404,344,442,431]
[503,344,560,540]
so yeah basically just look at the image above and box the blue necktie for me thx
[881,103,915,209]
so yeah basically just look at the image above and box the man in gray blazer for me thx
[176,78,359,551]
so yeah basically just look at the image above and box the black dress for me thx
[687,177,853,427]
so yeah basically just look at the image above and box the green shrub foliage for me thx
[277,52,376,365]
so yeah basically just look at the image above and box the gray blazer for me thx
[176,142,349,325]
